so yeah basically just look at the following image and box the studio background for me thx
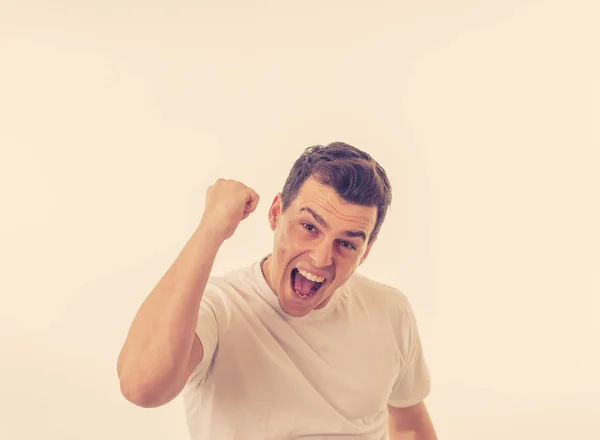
[1,1,598,439]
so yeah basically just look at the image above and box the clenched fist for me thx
[198,179,260,241]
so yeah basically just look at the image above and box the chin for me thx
[281,307,310,318]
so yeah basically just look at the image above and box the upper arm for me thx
[139,335,204,408]
[387,401,436,435]
[175,315,217,396]
[143,296,217,408]
[184,334,205,382]
[123,286,219,408]
[166,334,204,399]
[125,335,205,408]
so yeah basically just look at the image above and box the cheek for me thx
[278,225,309,248]
[274,229,292,251]
[338,260,360,278]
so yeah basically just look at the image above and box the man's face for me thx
[263,177,377,318]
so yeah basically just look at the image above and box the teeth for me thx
[295,288,314,298]
[297,269,325,283]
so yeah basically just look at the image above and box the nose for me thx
[309,239,333,268]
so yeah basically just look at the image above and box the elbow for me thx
[119,378,152,407]
[116,354,182,408]
[119,379,172,408]
[117,364,171,408]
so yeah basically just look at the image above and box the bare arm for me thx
[116,178,260,408]
[388,402,438,440]
[117,224,224,408]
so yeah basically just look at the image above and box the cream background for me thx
[1,1,598,439]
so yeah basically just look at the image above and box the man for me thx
[117,142,437,439]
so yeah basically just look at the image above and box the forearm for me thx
[117,223,223,399]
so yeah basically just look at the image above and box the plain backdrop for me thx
[1,1,598,439]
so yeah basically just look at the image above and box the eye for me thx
[302,223,316,232]
[339,240,356,250]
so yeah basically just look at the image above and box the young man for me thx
[117,142,437,439]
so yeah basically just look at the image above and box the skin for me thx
[262,177,378,318]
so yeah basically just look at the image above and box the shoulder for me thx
[345,271,412,310]
[345,271,419,334]
[197,264,259,326]
[201,261,262,307]
[206,262,256,290]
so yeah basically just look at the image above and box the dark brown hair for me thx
[281,141,392,244]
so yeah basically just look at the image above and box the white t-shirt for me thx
[182,257,431,439]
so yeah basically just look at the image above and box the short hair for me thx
[281,141,392,244]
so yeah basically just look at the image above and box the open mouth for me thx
[291,268,325,299]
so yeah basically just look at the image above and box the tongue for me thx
[294,271,316,296]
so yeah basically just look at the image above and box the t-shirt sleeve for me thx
[187,285,220,383]
[387,297,432,408]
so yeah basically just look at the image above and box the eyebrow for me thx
[299,207,367,242]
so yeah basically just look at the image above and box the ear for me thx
[359,237,376,265]
[268,193,283,231]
